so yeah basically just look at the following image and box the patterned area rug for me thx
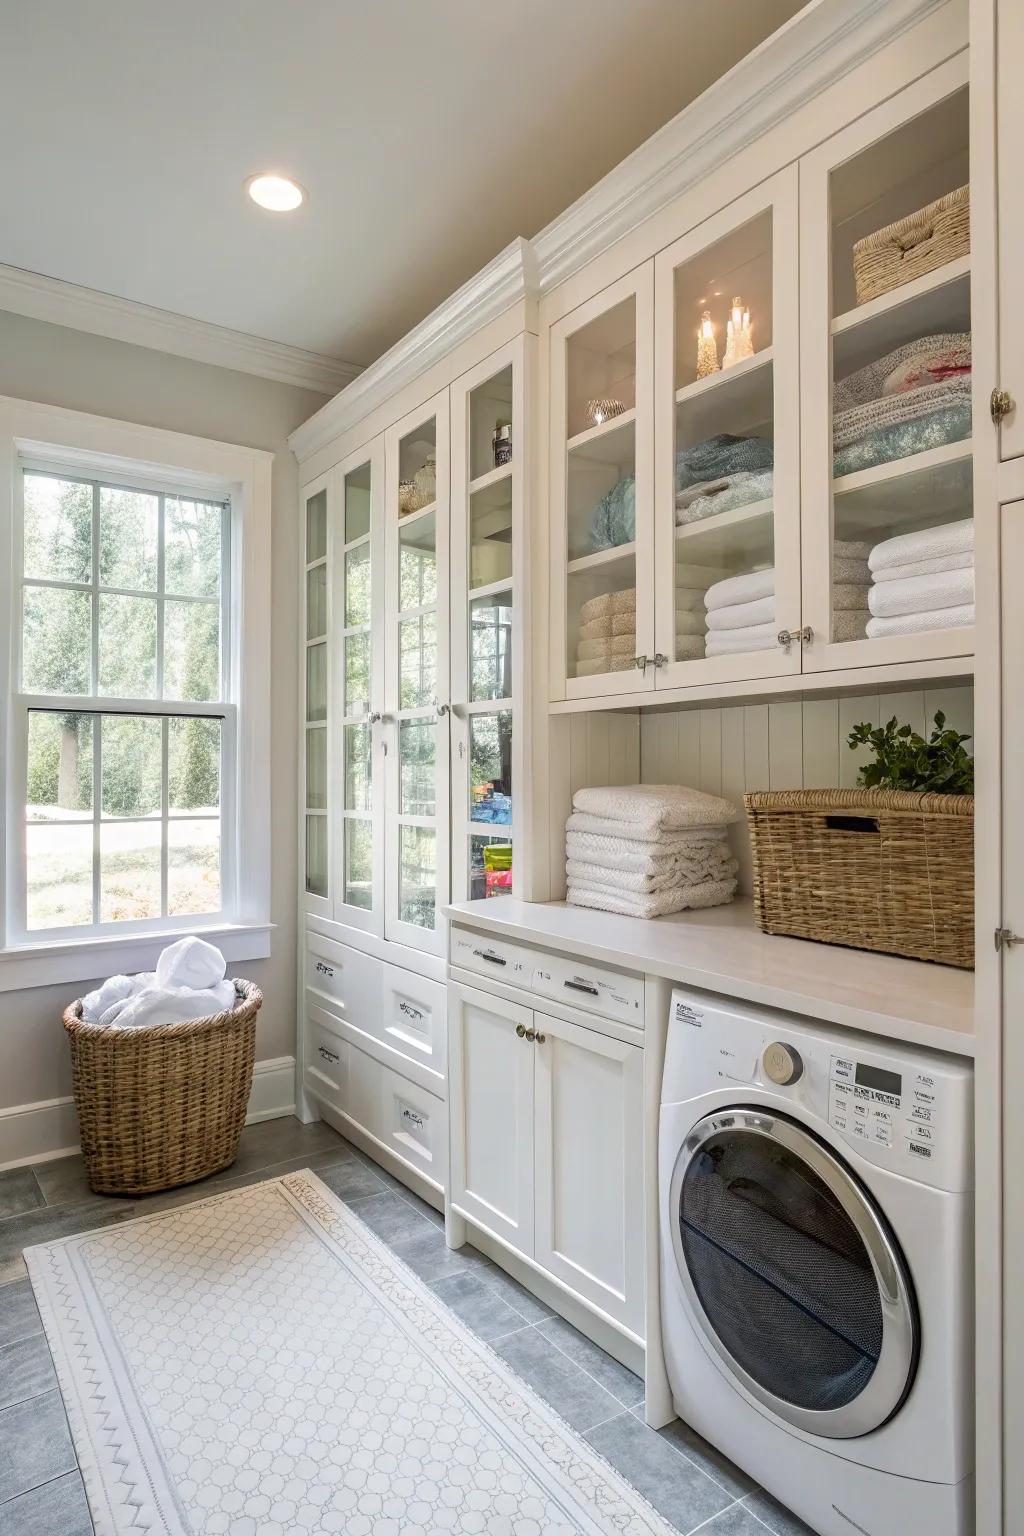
[26,1170,674,1535]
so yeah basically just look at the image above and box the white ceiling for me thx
[1,0,806,370]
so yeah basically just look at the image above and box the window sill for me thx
[0,922,274,995]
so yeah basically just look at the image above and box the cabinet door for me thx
[383,391,451,955]
[533,1012,644,1334]
[334,439,386,934]
[447,982,534,1255]
[550,265,656,702]
[654,167,801,690]
[996,0,1024,460]
[302,471,332,918]
[450,339,525,903]
[800,56,974,673]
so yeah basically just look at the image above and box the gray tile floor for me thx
[0,1118,815,1536]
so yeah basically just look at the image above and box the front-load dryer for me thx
[659,988,973,1536]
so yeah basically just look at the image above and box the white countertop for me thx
[444,897,975,1058]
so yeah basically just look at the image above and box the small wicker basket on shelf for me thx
[745,789,974,969]
[63,979,262,1195]
[852,184,970,305]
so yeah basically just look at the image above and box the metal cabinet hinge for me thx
[995,927,1022,952]
[777,626,813,653]
[991,387,1015,425]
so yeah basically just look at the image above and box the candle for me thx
[723,294,754,369]
[696,310,718,379]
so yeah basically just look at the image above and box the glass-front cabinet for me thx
[653,169,801,688]
[549,268,655,700]
[302,475,331,916]
[384,392,451,955]
[800,57,972,672]
[449,340,525,902]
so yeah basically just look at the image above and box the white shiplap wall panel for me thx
[637,685,974,893]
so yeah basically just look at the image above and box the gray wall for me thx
[0,307,328,1111]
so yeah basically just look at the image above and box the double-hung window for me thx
[12,465,231,938]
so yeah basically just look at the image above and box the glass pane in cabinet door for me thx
[399,510,437,610]
[397,419,437,517]
[399,718,435,817]
[469,711,512,827]
[306,727,326,810]
[344,461,371,542]
[344,818,373,909]
[305,815,327,898]
[470,482,513,587]
[673,210,775,663]
[306,564,326,641]
[306,489,326,563]
[469,365,513,482]
[344,723,371,813]
[566,295,636,441]
[306,643,327,722]
[469,835,512,901]
[399,612,436,707]
[344,632,370,716]
[399,825,436,929]
[470,590,512,701]
[345,544,371,628]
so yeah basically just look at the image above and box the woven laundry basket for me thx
[63,980,262,1195]
[745,789,974,968]
[853,184,970,304]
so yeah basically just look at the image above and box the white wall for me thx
[0,307,328,1144]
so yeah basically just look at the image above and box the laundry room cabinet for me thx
[447,977,645,1337]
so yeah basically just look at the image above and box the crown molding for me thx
[532,0,955,293]
[288,238,538,462]
[0,262,360,396]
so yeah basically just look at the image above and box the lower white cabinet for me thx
[448,980,645,1335]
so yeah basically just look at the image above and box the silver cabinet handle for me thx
[368,711,383,724]
[777,627,813,653]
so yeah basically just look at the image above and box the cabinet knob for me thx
[368,711,383,725]
[515,1023,527,1038]
[524,1028,537,1042]
[535,1032,546,1044]
[991,387,1015,425]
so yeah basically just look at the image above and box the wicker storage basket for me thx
[63,979,262,1195]
[852,184,970,304]
[745,789,974,968]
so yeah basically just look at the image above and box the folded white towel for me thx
[705,568,774,611]
[833,582,872,611]
[576,655,636,677]
[567,836,734,879]
[577,633,636,660]
[833,610,869,643]
[832,558,871,584]
[567,814,732,848]
[834,538,872,561]
[866,604,974,639]
[868,567,975,618]
[570,784,740,831]
[869,518,973,574]
[567,854,738,893]
[706,594,776,632]
[567,877,737,918]
[704,621,778,654]
[103,979,237,1030]
[675,610,706,637]
[871,550,973,583]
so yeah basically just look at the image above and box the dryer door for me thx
[670,1107,918,1440]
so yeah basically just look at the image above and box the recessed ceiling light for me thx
[245,173,306,212]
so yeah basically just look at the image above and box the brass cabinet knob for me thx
[991,386,1015,424]
[515,1023,527,1038]
[535,1032,546,1044]
[525,1028,537,1042]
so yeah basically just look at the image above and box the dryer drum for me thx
[670,1108,919,1440]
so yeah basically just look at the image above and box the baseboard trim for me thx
[0,1055,297,1170]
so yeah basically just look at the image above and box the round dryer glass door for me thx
[670,1109,918,1439]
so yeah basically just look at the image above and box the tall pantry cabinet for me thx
[293,267,536,1206]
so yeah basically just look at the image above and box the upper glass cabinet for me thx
[550,268,655,700]
[384,392,450,955]
[303,478,330,913]
[450,341,525,903]
[653,170,801,688]
[800,60,973,670]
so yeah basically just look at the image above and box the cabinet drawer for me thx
[378,1065,447,1191]
[379,964,447,1081]
[450,925,534,985]
[305,931,381,1027]
[303,1006,381,1138]
[529,952,643,1029]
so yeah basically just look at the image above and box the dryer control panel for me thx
[827,1053,941,1166]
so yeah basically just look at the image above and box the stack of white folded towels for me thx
[704,568,777,657]
[80,936,236,1028]
[576,587,637,677]
[675,563,721,661]
[565,784,739,919]
[866,518,974,638]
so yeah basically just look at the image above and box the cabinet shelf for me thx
[832,438,972,500]
[675,497,773,562]
[832,259,971,378]
[674,345,774,406]
[399,499,437,527]
[832,256,970,337]
[469,464,513,497]
[566,410,636,459]
[567,542,637,576]
[468,577,514,602]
